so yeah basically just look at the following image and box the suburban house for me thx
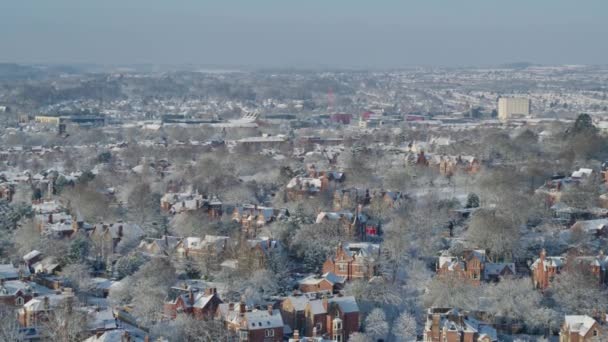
[297,272,346,294]
[237,237,282,270]
[281,294,359,341]
[23,250,43,268]
[316,205,380,239]
[569,218,608,239]
[216,302,284,342]
[322,242,380,281]
[161,191,223,218]
[559,315,602,342]
[436,250,515,285]
[423,307,497,342]
[231,204,288,237]
[18,291,75,327]
[436,155,481,176]
[88,221,143,259]
[286,176,326,201]
[332,188,404,213]
[0,263,24,281]
[332,188,371,211]
[164,286,222,320]
[0,280,37,307]
[531,250,608,289]
[530,249,565,290]
[174,235,230,259]
[138,235,183,257]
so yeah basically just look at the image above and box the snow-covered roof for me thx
[0,264,19,280]
[564,315,597,336]
[330,296,359,313]
[245,309,284,330]
[23,250,41,262]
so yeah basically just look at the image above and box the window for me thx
[15,297,24,305]
[316,322,322,331]
[338,263,346,272]
[239,330,248,341]
[265,329,275,337]
[335,334,342,342]
[594,330,598,337]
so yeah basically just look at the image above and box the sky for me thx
[1,1,607,68]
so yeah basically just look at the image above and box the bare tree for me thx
[42,300,89,342]
[466,209,519,261]
[0,307,23,342]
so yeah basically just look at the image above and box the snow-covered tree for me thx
[393,311,417,341]
[365,308,389,341]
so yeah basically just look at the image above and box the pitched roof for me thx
[329,296,359,313]
[0,264,19,280]
[530,256,565,270]
[564,315,597,336]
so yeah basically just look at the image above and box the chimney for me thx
[43,296,50,310]
[431,313,441,335]
[239,301,246,315]
[144,335,150,342]
[540,249,546,261]
[118,225,123,238]
[322,296,328,311]
[229,303,235,311]
[48,214,53,224]
[188,289,194,304]
[293,330,300,342]
[267,304,273,316]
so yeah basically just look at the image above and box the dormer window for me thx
[16,297,24,305]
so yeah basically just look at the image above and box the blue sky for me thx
[1,1,607,67]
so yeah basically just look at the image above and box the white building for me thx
[498,97,530,121]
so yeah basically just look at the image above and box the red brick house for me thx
[282,294,359,341]
[528,249,608,290]
[298,272,346,294]
[216,302,284,342]
[18,292,74,327]
[322,242,380,281]
[530,249,565,290]
[560,315,602,342]
[231,205,287,238]
[437,250,515,285]
[0,280,34,307]
[315,210,370,237]
[423,308,497,342]
[164,287,222,320]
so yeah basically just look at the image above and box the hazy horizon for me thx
[2,1,607,68]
